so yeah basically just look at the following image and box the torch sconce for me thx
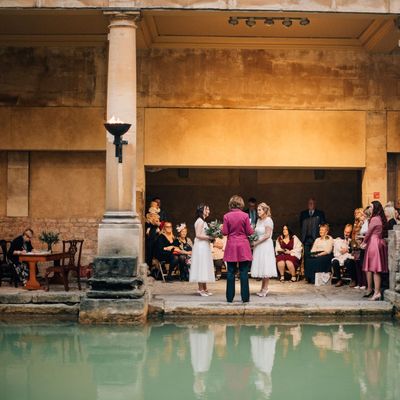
[104,122,131,163]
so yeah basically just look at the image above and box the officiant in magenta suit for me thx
[222,195,254,303]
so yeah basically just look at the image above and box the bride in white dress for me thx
[190,204,215,296]
[251,203,277,297]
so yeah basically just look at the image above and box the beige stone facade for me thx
[0,3,400,263]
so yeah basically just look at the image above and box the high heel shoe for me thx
[256,289,269,297]
[363,290,374,298]
[370,292,382,301]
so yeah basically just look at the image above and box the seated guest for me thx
[332,224,356,287]
[145,210,161,268]
[152,196,167,222]
[395,207,400,224]
[8,228,35,286]
[211,236,227,280]
[384,203,397,230]
[154,221,180,281]
[304,224,333,284]
[275,225,302,282]
[351,208,367,289]
[175,223,193,281]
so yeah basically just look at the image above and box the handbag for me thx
[315,272,332,286]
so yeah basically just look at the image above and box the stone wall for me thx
[0,216,100,266]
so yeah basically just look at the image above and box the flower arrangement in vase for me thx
[39,231,60,252]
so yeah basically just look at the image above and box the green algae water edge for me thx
[1,322,399,400]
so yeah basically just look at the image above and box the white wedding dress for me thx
[189,218,215,283]
[251,217,277,278]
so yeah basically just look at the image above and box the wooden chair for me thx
[45,239,83,291]
[0,240,18,287]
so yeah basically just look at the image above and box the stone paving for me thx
[0,278,395,321]
[148,278,394,319]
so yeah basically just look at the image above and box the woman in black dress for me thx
[155,222,180,281]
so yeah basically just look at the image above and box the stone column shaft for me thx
[98,12,142,260]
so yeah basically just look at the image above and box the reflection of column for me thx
[82,326,151,400]
[98,11,142,260]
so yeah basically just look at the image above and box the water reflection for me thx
[0,321,399,400]
[250,327,279,399]
[189,327,214,397]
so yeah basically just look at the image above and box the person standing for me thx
[251,203,277,296]
[222,195,254,303]
[361,201,388,301]
[245,197,258,226]
[190,204,215,296]
[299,197,326,255]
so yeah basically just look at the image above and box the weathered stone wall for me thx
[0,46,106,151]
[0,150,105,263]
[0,216,100,265]
[138,48,400,111]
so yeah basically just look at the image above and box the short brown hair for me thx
[228,195,245,210]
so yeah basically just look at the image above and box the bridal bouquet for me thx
[248,232,259,244]
[205,220,223,239]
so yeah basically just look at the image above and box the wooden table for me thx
[18,252,67,290]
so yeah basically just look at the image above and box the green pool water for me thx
[1,321,399,400]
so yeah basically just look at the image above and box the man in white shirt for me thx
[331,224,356,287]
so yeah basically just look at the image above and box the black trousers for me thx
[226,261,250,303]
[331,258,356,281]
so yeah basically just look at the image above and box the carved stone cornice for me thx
[104,11,141,29]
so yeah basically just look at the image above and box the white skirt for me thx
[189,239,215,283]
[251,239,277,278]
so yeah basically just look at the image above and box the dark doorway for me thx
[146,168,362,239]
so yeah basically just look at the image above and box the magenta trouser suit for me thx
[222,209,254,302]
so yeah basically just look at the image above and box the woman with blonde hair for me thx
[251,203,277,296]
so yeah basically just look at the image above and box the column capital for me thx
[104,11,141,29]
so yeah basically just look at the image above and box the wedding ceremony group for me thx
[146,195,395,303]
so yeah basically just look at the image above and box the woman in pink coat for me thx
[222,195,254,303]
[361,201,388,301]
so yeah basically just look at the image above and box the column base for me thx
[79,298,147,324]
[98,213,143,259]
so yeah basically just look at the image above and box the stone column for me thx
[80,12,147,324]
[98,11,143,261]
[362,112,387,207]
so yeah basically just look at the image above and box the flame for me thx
[107,115,124,124]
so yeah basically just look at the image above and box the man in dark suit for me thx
[300,198,326,255]
[245,197,258,226]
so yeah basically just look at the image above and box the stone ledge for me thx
[155,301,394,318]
[0,291,84,304]
[384,290,400,314]
[0,303,79,315]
